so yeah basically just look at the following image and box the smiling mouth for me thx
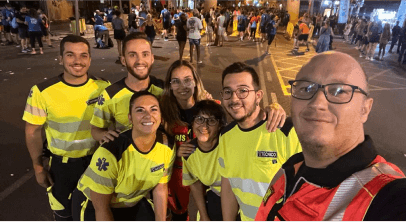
[229,104,243,110]
[72,66,84,71]
[135,66,147,70]
[142,122,153,126]
[303,117,329,123]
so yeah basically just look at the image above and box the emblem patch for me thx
[96,158,109,171]
[151,164,164,173]
[97,95,105,105]
[257,151,277,158]
[263,186,274,206]
[86,98,99,105]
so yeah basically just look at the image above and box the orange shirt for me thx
[299,23,310,34]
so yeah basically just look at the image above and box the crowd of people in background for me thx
[1,3,53,54]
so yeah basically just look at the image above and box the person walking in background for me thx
[38,9,52,48]
[15,5,30,53]
[217,10,225,46]
[377,23,391,61]
[112,10,126,64]
[237,11,246,41]
[187,10,203,64]
[142,14,158,45]
[175,13,188,61]
[316,21,334,53]
[25,8,43,55]
[249,12,258,42]
[398,19,406,65]
[365,17,382,61]
[388,21,402,54]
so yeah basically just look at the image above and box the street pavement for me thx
[0,30,405,220]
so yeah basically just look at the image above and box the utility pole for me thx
[75,0,80,36]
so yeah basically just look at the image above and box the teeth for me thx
[142,122,153,126]
[136,67,146,70]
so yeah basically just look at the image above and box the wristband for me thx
[270,103,280,110]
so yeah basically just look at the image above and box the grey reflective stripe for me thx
[218,157,225,168]
[115,121,129,132]
[183,173,194,181]
[25,103,46,117]
[210,181,221,196]
[84,167,116,188]
[47,120,91,133]
[211,181,221,187]
[116,189,150,202]
[229,177,269,197]
[235,195,259,220]
[50,137,97,151]
[93,107,112,121]
[323,162,404,220]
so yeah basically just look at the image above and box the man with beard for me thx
[255,52,406,221]
[218,62,302,221]
[90,32,164,144]
[23,35,110,220]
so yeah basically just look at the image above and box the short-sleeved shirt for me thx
[15,11,28,29]
[22,74,110,158]
[112,18,124,30]
[260,13,270,27]
[250,16,259,27]
[217,118,302,221]
[299,23,310,34]
[182,139,221,196]
[77,129,176,208]
[25,15,42,32]
[187,17,203,39]
[90,76,164,132]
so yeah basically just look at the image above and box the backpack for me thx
[251,19,257,28]
[164,11,171,21]
[238,15,244,26]
[265,20,274,33]
[11,16,18,29]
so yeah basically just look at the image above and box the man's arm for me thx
[221,176,239,220]
[90,190,114,221]
[190,181,211,221]
[25,122,53,188]
[152,183,168,221]
[91,125,120,144]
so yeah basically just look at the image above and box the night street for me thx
[0,32,405,220]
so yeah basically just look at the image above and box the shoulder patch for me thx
[101,130,132,162]
[220,121,238,136]
[279,117,294,137]
[36,74,63,92]
[89,75,109,83]
[105,78,127,98]
[149,75,164,89]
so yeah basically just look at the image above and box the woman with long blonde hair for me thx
[377,22,391,61]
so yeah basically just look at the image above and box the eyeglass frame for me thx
[220,87,258,100]
[288,80,369,104]
[170,77,195,88]
[193,115,220,126]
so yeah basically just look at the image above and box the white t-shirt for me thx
[217,15,225,28]
[187,17,203,39]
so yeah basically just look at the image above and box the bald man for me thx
[255,52,406,221]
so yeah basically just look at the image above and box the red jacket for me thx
[255,155,405,221]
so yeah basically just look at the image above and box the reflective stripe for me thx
[115,121,129,132]
[210,181,221,196]
[50,138,97,151]
[323,162,404,220]
[235,195,259,220]
[85,167,116,188]
[93,107,112,122]
[48,120,91,133]
[182,173,194,181]
[219,157,225,168]
[25,103,47,117]
[80,198,89,221]
[116,189,149,205]
[229,177,269,197]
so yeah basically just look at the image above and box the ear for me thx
[58,55,63,65]
[151,52,155,64]
[128,114,132,123]
[120,55,126,66]
[360,97,373,123]
[255,89,264,105]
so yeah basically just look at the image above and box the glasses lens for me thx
[236,88,250,99]
[325,84,353,103]
[171,79,180,87]
[221,89,233,100]
[207,118,218,126]
[195,116,205,125]
[183,78,194,87]
[292,81,318,99]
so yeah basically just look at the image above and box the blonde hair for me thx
[160,60,206,133]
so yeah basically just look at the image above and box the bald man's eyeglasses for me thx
[288,80,368,104]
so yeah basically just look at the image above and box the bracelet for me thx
[270,103,280,110]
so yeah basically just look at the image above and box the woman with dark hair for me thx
[180,100,227,221]
[72,91,174,221]
[112,10,126,64]
[25,8,43,54]
[141,13,158,45]
[175,13,188,61]
[377,22,391,61]
[315,21,334,53]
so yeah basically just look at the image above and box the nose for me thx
[229,91,239,102]
[307,89,329,110]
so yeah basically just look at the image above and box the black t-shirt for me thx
[15,11,28,29]
[176,19,187,38]
[128,13,136,28]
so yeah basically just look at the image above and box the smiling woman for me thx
[71,91,175,221]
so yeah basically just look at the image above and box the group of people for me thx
[343,16,406,64]
[23,27,406,221]
[1,3,53,54]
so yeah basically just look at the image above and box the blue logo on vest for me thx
[97,95,105,105]
[96,157,109,171]
[29,90,33,98]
